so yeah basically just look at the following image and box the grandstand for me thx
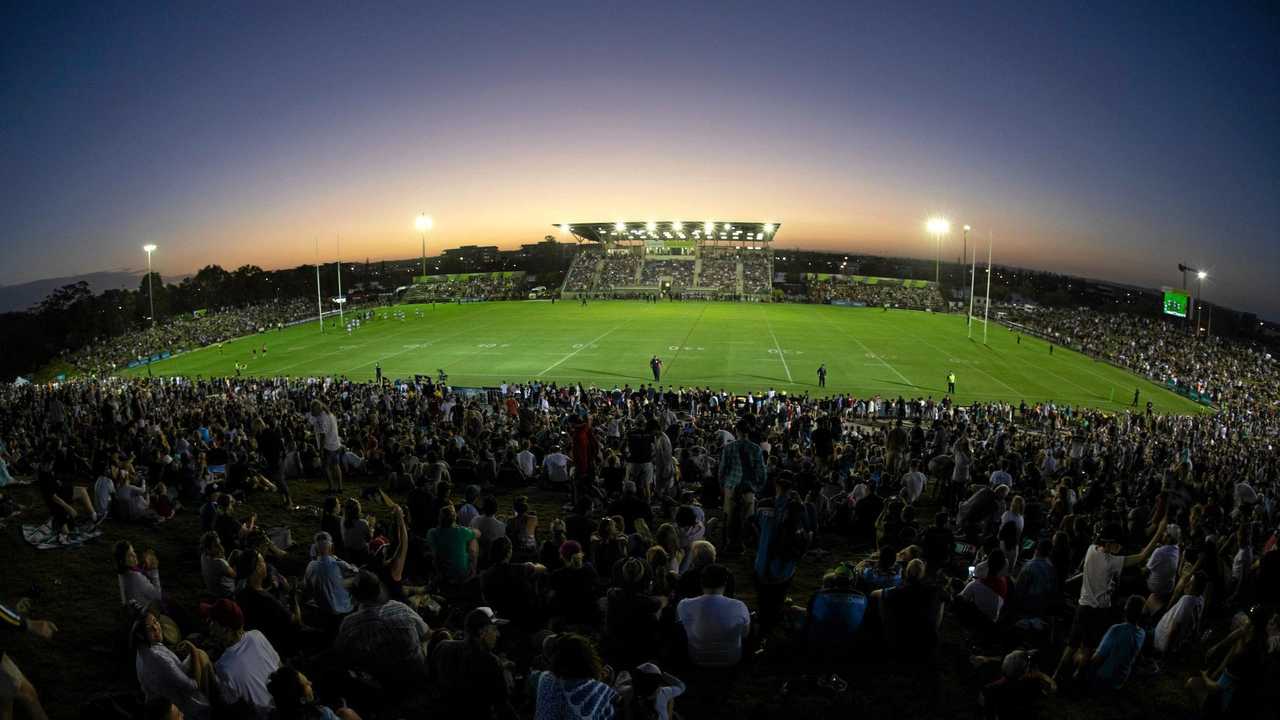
[400,270,526,302]
[806,273,946,310]
[558,221,778,299]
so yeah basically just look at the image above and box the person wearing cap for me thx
[209,598,280,717]
[133,610,212,720]
[614,662,686,720]
[335,571,430,686]
[1054,516,1167,682]
[431,607,517,720]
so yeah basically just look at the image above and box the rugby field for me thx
[123,301,1205,414]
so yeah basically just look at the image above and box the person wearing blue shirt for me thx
[751,480,813,629]
[1091,595,1147,689]
[303,532,356,620]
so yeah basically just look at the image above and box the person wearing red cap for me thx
[209,598,280,717]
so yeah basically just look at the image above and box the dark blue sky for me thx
[3,1,1278,317]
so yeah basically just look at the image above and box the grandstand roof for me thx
[556,221,779,246]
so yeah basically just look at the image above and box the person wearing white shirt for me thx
[1154,574,1205,654]
[93,471,116,519]
[900,459,927,504]
[675,565,750,668]
[309,401,343,493]
[1145,525,1181,600]
[210,600,280,718]
[542,449,570,486]
[515,442,537,480]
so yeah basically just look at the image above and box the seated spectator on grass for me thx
[266,665,362,720]
[200,531,236,598]
[1153,572,1205,656]
[675,563,750,669]
[471,494,507,562]
[133,611,213,720]
[432,607,517,719]
[959,548,1009,625]
[550,541,599,627]
[116,541,163,614]
[209,598,280,718]
[335,571,430,685]
[235,549,303,656]
[804,564,867,660]
[303,532,355,621]
[504,496,539,562]
[614,662,685,720]
[428,505,479,582]
[676,540,733,601]
[875,558,943,662]
[1089,595,1146,689]
[606,481,651,535]
[532,633,617,719]
[482,536,545,632]
[605,557,664,665]
[1012,540,1058,618]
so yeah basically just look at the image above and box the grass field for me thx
[126,301,1204,415]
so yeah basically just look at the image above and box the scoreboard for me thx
[1162,289,1189,318]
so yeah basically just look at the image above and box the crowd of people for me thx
[696,253,737,291]
[401,275,524,303]
[563,251,602,292]
[806,279,945,310]
[598,254,643,288]
[2,351,1277,718]
[68,299,317,376]
[639,260,695,288]
[741,254,771,295]
[1009,307,1279,416]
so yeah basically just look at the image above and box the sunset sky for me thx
[3,2,1278,316]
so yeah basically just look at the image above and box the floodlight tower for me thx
[415,214,433,278]
[142,244,157,324]
[926,217,950,285]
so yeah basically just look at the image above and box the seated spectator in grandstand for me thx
[200,531,236,598]
[676,564,750,668]
[427,505,479,582]
[532,634,617,718]
[209,598,281,718]
[266,666,362,720]
[875,559,943,662]
[1089,595,1146,689]
[133,611,213,720]
[335,572,431,685]
[302,532,355,620]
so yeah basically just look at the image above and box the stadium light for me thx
[704,221,715,234]
[559,223,571,234]
[142,244,157,324]
[764,223,775,234]
[414,214,433,232]
[1197,270,1207,280]
[646,221,656,232]
[615,221,626,232]
[673,221,683,232]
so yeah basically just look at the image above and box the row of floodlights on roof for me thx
[558,222,776,236]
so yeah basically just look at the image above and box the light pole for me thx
[1196,270,1207,335]
[415,213,433,278]
[142,244,157,324]
[926,217,950,286]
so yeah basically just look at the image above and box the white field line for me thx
[913,335,1020,395]
[539,326,621,376]
[762,311,793,382]
[820,313,914,387]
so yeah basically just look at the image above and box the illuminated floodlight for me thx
[1197,270,1207,280]
[415,214,433,232]
[764,223,775,234]
[615,221,626,232]
[926,217,951,235]
[704,221,715,234]
[142,244,157,253]
[559,223,571,233]
[756,233,764,240]
[646,221,656,232]
[673,221,683,232]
